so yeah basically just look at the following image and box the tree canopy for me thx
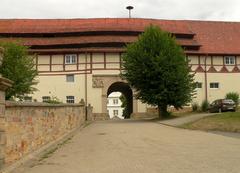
[121,25,195,118]
[0,42,38,100]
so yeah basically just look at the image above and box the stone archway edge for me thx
[92,74,126,88]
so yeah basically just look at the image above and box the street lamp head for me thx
[126,6,134,10]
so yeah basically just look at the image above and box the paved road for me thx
[159,113,214,126]
[13,120,240,173]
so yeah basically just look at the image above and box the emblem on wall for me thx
[92,77,104,88]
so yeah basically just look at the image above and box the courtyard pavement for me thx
[12,119,240,173]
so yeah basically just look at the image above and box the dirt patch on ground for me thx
[181,112,240,133]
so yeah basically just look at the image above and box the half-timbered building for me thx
[0,18,240,118]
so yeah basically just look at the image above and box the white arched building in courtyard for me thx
[107,92,124,119]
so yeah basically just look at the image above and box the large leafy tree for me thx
[0,42,38,100]
[121,25,195,118]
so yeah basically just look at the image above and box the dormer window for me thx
[224,56,235,65]
[65,54,77,64]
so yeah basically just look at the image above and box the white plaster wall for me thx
[86,74,103,113]
[31,53,240,114]
[207,73,240,103]
[32,74,85,103]
[192,73,206,104]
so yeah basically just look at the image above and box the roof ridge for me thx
[0,18,239,23]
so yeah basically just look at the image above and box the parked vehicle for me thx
[209,99,236,113]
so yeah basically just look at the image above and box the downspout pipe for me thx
[204,54,208,102]
[85,52,88,121]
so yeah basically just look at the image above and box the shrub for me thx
[201,100,209,112]
[191,102,199,112]
[225,92,239,106]
[44,96,62,104]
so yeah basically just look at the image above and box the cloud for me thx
[0,0,240,21]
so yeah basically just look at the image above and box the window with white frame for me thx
[66,96,75,103]
[210,82,219,89]
[113,110,118,116]
[224,56,235,65]
[195,82,202,89]
[66,74,74,82]
[65,54,77,64]
[113,99,118,104]
[42,96,50,102]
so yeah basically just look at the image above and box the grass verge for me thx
[159,111,202,120]
[180,112,240,133]
[38,136,73,162]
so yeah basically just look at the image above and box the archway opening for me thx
[107,82,133,119]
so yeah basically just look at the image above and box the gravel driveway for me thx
[12,119,240,173]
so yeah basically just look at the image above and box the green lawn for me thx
[181,112,240,133]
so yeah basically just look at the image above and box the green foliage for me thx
[121,25,195,117]
[120,94,126,108]
[44,96,62,104]
[119,94,128,118]
[192,102,199,112]
[0,42,38,100]
[225,92,239,106]
[201,100,209,112]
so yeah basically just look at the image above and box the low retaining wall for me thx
[131,107,193,119]
[131,112,158,119]
[147,107,192,114]
[92,113,110,121]
[4,101,89,165]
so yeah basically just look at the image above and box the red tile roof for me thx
[0,18,240,55]
[0,36,199,47]
[28,48,125,54]
[0,36,137,46]
[183,20,240,54]
[0,18,192,34]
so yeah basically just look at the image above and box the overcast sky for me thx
[1,0,240,21]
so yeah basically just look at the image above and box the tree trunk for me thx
[158,104,168,119]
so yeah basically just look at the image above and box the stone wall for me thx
[131,107,193,119]
[92,113,110,121]
[4,101,88,165]
[131,112,158,120]
[0,89,6,168]
[0,76,13,168]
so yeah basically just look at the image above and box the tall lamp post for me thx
[126,6,134,18]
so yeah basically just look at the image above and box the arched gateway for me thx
[107,82,133,119]
[92,75,138,120]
